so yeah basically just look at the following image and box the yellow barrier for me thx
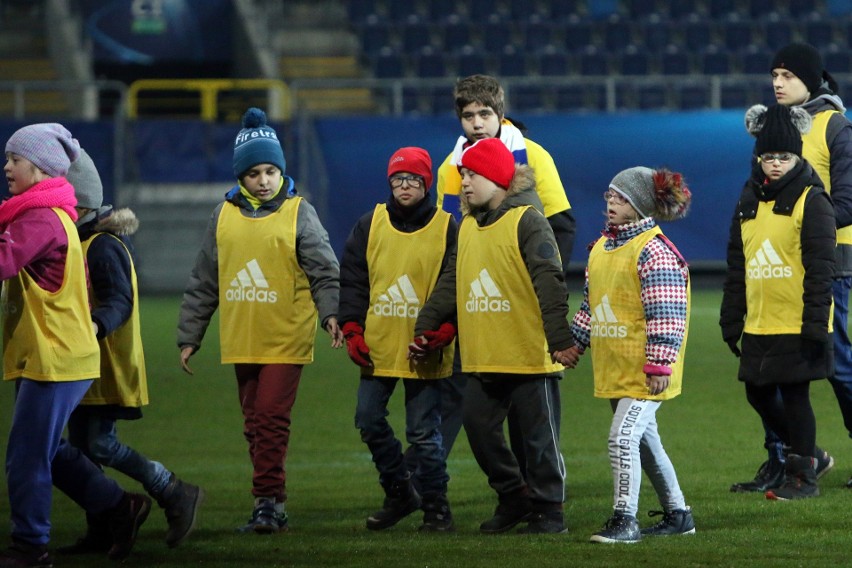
[127,79,291,121]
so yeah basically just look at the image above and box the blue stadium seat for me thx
[698,46,732,74]
[554,83,607,110]
[402,86,422,114]
[669,0,699,20]
[720,82,751,108]
[739,45,772,74]
[747,0,776,19]
[538,47,570,76]
[683,18,713,52]
[347,0,379,23]
[761,19,795,51]
[482,19,515,53]
[455,46,488,77]
[510,0,541,21]
[414,46,446,78]
[577,46,610,75]
[604,17,633,51]
[788,0,818,17]
[824,48,852,74]
[401,18,433,54]
[722,18,757,51]
[509,85,547,111]
[707,0,737,17]
[640,18,673,52]
[550,0,582,21]
[636,84,668,109]
[563,18,594,51]
[427,85,452,114]
[615,46,652,75]
[828,0,852,16]
[524,19,554,52]
[497,46,529,77]
[372,48,406,78]
[625,0,657,20]
[358,17,393,56]
[442,16,472,51]
[387,1,417,22]
[659,47,691,75]
[677,84,709,109]
[802,19,837,50]
[426,0,458,21]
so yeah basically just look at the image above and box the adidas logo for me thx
[590,294,627,338]
[747,239,792,280]
[225,259,279,303]
[372,274,421,318]
[465,269,511,313]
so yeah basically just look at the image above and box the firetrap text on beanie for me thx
[5,123,80,178]
[388,147,433,190]
[458,138,515,189]
[232,108,286,179]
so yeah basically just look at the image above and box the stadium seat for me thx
[577,46,610,75]
[828,0,852,16]
[603,17,633,51]
[455,46,489,77]
[524,18,554,52]
[372,48,406,78]
[625,0,658,20]
[707,0,737,17]
[615,46,652,75]
[482,19,515,53]
[803,19,836,50]
[387,1,417,22]
[788,0,817,17]
[426,85,452,114]
[347,0,379,23]
[722,18,757,51]
[554,83,607,110]
[414,46,446,78]
[538,47,570,76]
[401,18,433,54]
[442,16,472,51]
[698,46,732,74]
[759,18,795,51]
[635,84,668,109]
[401,86,423,114]
[426,0,458,21]
[509,85,547,111]
[659,47,691,75]
[677,84,709,109]
[747,0,776,19]
[683,18,713,52]
[358,17,393,56]
[669,0,699,20]
[510,0,541,21]
[640,18,673,52]
[739,45,772,74]
[824,49,852,74]
[497,46,529,77]
[720,82,751,109]
[550,0,582,21]
[563,18,594,51]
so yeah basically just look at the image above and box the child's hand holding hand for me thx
[646,374,670,396]
[342,322,372,367]
[325,317,344,348]
[552,345,581,368]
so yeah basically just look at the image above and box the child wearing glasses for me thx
[721,103,835,500]
[567,166,693,543]
[339,147,458,531]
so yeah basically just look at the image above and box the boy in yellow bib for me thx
[569,166,694,544]
[722,104,836,500]
[1,124,150,565]
[340,147,457,532]
[413,137,577,534]
[178,108,343,533]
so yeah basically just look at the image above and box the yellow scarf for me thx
[239,177,284,210]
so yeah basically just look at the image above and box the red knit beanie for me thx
[387,147,433,190]
[458,138,515,189]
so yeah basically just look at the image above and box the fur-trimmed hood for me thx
[94,206,139,236]
[459,163,543,225]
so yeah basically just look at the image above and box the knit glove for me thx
[342,322,372,367]
[421,322,457,350]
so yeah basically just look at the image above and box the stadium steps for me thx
[279,55,375,114]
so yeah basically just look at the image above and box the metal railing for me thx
[0,79,127,120]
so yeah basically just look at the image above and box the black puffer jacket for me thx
[720,158,835,385]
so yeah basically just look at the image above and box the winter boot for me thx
[105,492,152,561]
[765,454,820,500]
[56,511,112,554]
[419,493,454,532]
[730,458,785,493]
[640,507,696,536]
[366,474,422,530]
[479,489,532,534]
[155,474,205,547]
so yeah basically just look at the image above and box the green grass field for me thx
[1,288,851,567]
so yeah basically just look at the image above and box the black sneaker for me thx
[640,507,696,537]
[366,476,421,531]
[0,541,52,567]
[815,449,834,479]
[589,513,641,544]
[236,499,288,534]
[106,492,152,561]
[479,498,532,534]
[418,495,454,532]
[730,458,785,493]
[517,511,567,534]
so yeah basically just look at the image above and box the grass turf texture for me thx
[1,288,850,567]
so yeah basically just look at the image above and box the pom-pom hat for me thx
[609,167,691,221]
[66,148,103,209]
[458,138,515,189]
[232,108,286,178]
[745,103,812,157]
[5,123,80,177]
[388,147,433,190]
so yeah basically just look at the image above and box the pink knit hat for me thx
[458,138,515,189]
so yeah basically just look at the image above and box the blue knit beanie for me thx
[232,108,286,178]
[5,123,80,177]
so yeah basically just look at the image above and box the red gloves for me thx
[342,322,372,367]
[409,322,456,359]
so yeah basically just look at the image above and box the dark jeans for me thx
[355,376,448,495]
[235,363,302,503]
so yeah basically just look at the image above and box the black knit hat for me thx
[770,43,834,94]
[745,104,812,157]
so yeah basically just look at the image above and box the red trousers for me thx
[234,363,302,502]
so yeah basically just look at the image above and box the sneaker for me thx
[479,497,532,534]
[640,507,696,537]
[56,512,111,555]
[517,511,568,534]
[730,458,785,493]
[815,449,834,479]
[236,499,288,534]
[366,476,421,531]
[156,475,205,547]
[0,541,52,567]
[418,494,454,532]
[589,513,641,544]
[846,475,852,488]
[106,492,152,561]
[766,454,820,500]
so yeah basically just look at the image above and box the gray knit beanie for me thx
[5,123,80,177]
[609,166,691,221]
[66,148,103,209]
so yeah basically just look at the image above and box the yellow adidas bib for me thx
[741,187,833,334]
[803,110,852,245]
[2,208,100,382]
[456,206,563,374]
[79,233,148,407]
[587,227,688,400]
[364,204,453,379]
[216,199,317,364]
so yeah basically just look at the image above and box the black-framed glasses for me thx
[389,175,424,188]
[760,152,795,164]
[603,190,628,205]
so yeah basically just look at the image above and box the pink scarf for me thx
[0,177,78,230]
